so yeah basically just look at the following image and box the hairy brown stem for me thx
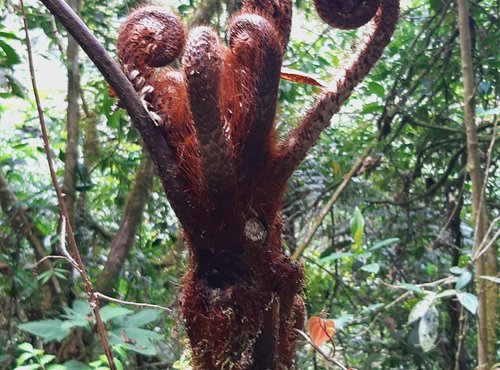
[273,0,400,186]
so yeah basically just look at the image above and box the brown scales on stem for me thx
[117,0,399,368]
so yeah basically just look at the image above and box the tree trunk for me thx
[95,153,154,296]
[61,0,81,224]
[456,0,497,367]
[181,209,304,369]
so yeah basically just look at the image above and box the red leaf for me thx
[280,67,327,87]
[307,316,336,347]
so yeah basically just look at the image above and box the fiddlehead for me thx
[222,13,283,199]
[240,0,293,49]
[182,27,237,215]
[315,0,380,29]
[117,7,185,72]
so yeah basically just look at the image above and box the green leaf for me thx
[122,309,160,328]
[18,319,70,342]
[332,314,354,330]
[367,237,399,251]
[109,328,164,356]
[429,0,443,13]
[455,270,472,290]
[360,102,383,115]
[361,303,384,313]
[72,300,92,315]
[408,293,435,324]
[476,107,500,116]
[361,263,380,274]
[0,31,20,40]
[0,354,11,364]
[457,292,478,314]
[350,207,364,250]
[61,300,92,329]
[14,365,41,370]
[100,306,133,323]
[62,361,92,370]
[17,352,35,366]
[367,82,385,98]
[0,39,21,65]
[418,306,439,352]
[435,289,457,299]
[39,355,55,365]
[17,343,34,353]
[47,365,67,370]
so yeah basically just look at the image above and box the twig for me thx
[472,216,500,262]
[20,2,116,368]
[380,276,457,289]
[472,104,497,251]
[94,293,173,313]
[292,145,374,260]
[295,329,349,370]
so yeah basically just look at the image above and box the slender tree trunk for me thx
[95,153,154,296]
[62,0,81,224]
[456,0,496,367]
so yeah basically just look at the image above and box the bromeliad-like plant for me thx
[40,0,399,368]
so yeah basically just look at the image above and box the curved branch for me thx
[272,0,400,186]
[39,0,196,231]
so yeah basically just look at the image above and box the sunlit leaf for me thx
[476,107,499,116]
[408,293,435,324]
[361,263,380,274]
[367,238,399,251]
[418,306,439,352]
[455,270,472,290]
[307,316,335,347]
[350,207,364,250]
[457,292,478,314]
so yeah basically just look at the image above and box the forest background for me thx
[0,0,498,369]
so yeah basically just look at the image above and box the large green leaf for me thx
[100,305,133,323]
[122,309,161,328]
[18,320,70,343]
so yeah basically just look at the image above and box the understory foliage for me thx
[0,0,498,369]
